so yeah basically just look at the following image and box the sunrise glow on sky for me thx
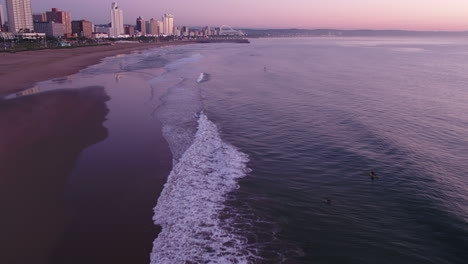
[3,0,468,31]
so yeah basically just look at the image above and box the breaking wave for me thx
[151,113,252,263]
[148,50,271,263]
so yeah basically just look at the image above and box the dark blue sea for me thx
[4,37,468,264]
[190,38,468,264]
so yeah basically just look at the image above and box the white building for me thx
[5,0,34,33]
[162,14,174,35]
[110,2,124,37]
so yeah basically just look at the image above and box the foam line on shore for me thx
[151,113,251,263]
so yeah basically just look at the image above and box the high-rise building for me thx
[145,21,150,35]
[181,26,189,37]
[33,13,47,22]
[110,2,124,37]
[147,18,158,36]
[175,26,182,37]
[46,8,71,37]
[124,25,134,36]
[203,26,211,36]
[157,21,163,36]
[136,16,145,36]
[162,14,174,35]
[5,0,34,33]
[72,20,93,38]
[0,4,5,28]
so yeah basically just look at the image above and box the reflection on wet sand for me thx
[0,86,110,264]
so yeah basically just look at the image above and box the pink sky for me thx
[2,0,468,30]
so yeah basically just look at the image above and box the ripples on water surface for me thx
[194,38,468,263]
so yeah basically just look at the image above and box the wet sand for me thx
[0,41,193,97]
[0,87,110,264]
[0,78,173,262]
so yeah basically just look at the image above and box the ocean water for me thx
[4,37,468,264]
[147,38,468,263]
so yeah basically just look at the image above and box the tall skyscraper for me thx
[0,5,5,27]
[162,14,174,35]
[136,16,145,36]
[110,2,124,37]
[5,0,34,33]
[148,18,158,35]
[157,21,163,36]
[46,8,71,36]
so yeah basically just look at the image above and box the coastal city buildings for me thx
[33,12,47,22]
[95,25,111,36]
[147,18,159,35]
[203,26,211,36]
[110,2,124,37]
[162,13,174,35]
[33,21,64,37]
[0,0,237,39]
[124,24,135,36]
[0,4,5,30]
[46,8,72,37]
[182,26,189,36]
[136,16,145,36]
[72,20,93,38]
[5,0,34,33]
[157,20,163,35]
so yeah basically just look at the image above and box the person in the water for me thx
[369,171,378,180]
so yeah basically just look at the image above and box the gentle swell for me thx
[151,113,251,264]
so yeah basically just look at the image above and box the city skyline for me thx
[1,0,468,31]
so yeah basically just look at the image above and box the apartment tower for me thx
[136,16,145,36]
[0,5,5,28]
[46,8,72,36]
[162,14,174,35]
[5,0,34,33]
[110,2,124,37]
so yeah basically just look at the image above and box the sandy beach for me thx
[0,41,193,97]
[0,43,175,264]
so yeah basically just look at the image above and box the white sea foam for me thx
[197,72,211,83]
[165,53,204,72]
[151,113,251,264]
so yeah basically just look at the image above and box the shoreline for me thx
[0,41,195,97]
[0,72,174,263]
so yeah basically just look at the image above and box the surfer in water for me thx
[369,170,379,180]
